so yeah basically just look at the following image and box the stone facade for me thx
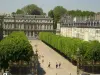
[60,15,100,42]
[95,13,100,20]
[0,14,54,38]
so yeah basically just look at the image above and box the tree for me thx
[48,10,54,18]
[0,32,33,70]
[12,12,16,15]
[16,9,24,14]
[31,9,41,15]
[53,6,67,22]
[21,4,43,15]
[68,10,95,17]
[48,6,67,29]
[39,32,100,63]
[43,13,46,15]
[68,10,76,17]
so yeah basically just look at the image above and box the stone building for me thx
[0,14,54,38]
[95,12,100,20]
[60,15,100,42]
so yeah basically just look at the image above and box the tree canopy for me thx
[48,6,67,20]
[16,9,24,14]
[15,4,43,15]
[68,10,95,17]
[48,10,54,18]
[48,6,67,29]
[53,6,67,21]
[0,31,33,70]
[39,32,100,63]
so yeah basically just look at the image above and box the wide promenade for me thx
[30,40,77,75]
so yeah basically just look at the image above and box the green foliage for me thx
[21,4,43,15]
[53,6,67,21]
[39,32,100,62]
[16,9,24,14]
[84,41,100,61]
[12,12,16,15]
[48,6,95,29]
[0,31,33,69]
[68,10,95,17]
[48,6,67,29]
[48,10,54,18]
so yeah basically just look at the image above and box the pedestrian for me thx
[59,62,61,68]
[56,62,58,68]
[42,55,44,58]
[69,73,71,75]
[38,55,41,59]
[48,62,51,68]
[42,59,44,63]
[56,73,57,75]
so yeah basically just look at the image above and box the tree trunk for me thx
[92,60,94,73]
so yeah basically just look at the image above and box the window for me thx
[31,31,33,36]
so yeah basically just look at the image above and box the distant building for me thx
[0,14,55,39]
[95,12,100,20]
[60,15,100,42]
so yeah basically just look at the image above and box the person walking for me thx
[69,73,71,75]
[56,73,57,75]
[48,62,51,68]
[59,62,61,68]
[56,62,58,68]
[42,59,44,63]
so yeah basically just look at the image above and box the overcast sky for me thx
[0,0,100,13]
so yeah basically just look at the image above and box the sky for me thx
[0,0,100,14]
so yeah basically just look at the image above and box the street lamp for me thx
[77,48,80,75]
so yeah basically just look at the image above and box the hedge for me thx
[39,32,100,62]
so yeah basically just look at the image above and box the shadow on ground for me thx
[10,61,46,75]
[37,61,46,75]
[42,41,100,74]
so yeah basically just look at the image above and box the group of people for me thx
[39,55,72,75]
[39,55,62,69]
[48,62,61,68]
[56,62,61,68]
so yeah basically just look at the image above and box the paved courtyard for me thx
[30,40,77,75]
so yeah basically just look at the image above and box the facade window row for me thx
[4,19,53,23]
[3,24,53,30]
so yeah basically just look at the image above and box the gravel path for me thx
[30,40,77,75]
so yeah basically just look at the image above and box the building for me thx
[95,12,100,20]
[0,14,54,39]
[60,15,100,42]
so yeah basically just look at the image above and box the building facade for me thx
[0,14,54,38]
[60,15,100,42]
[95,13,100,20]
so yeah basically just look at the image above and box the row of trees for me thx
[12,4,96,29]
[0,31,33,71]
[48,6,95,29]
[39,32,100,63]
[68,10,95,17]
[13,4,96,17]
